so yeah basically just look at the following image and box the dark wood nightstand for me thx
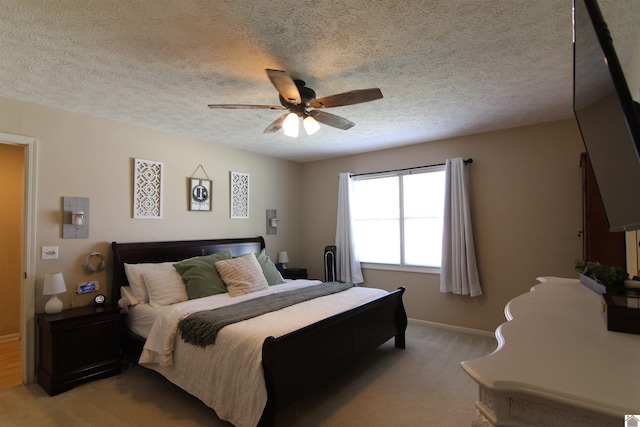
[282,268,308,280]
[37,304,121,396]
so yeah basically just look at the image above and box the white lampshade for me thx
[44,272,66,295]
[283,113,299,137]
[43,272,66,314]
[278,251,289,264]
[303,115,321,135]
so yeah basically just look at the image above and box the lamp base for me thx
[45,295,63,314]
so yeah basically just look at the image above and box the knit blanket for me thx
[178,281,354,347]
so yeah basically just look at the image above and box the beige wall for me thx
[0,94,587,333]
[623,33,640,100]
[0,143,24,336]
[0,96,304,312]
[300,119,585,332]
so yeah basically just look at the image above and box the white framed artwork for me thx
[230,171,249,219]
[189,177,212,211]
[133,158,163,219]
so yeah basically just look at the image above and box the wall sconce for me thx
[266,209,278,235]
[43,272,67,314]
[63,197,89,239]
[72,211,84,226]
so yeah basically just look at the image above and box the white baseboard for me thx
[408,318,495,338]
[0,333,21,343]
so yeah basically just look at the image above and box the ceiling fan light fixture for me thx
[303,115,321,136]
[283,112,299,137]
[208,69,382,135]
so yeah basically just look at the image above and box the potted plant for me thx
[575,260,630,294]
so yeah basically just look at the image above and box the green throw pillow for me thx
[256,249,285,285]
[173,250,232,299]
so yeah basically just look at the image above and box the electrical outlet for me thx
[42,246,59,260]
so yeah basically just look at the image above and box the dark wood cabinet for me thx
[37,305,121,396]
[580,153,626,269]
[282,268,308,280]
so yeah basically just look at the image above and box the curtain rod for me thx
[350,158,473,178]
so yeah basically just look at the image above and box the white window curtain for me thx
[440,158,482,296]
[335,172,364,284]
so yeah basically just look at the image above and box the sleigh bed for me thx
[111,236,407,427]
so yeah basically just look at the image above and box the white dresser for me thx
[461,277,640,427]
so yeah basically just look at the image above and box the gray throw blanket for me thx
[179,281,355,347]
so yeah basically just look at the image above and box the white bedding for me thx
[134,280,388,427]
[124,303,157,338]
[124,279,305,339]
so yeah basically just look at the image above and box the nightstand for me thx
[37,304,121,396]
[282,268,308,280]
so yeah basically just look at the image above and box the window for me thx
[352,167,445,271]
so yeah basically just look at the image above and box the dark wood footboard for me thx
[259,286,407,427]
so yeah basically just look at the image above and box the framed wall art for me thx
[133,158,163,219]
[189,178,212,211]
[230,171,249,219]
[188,164,212,211]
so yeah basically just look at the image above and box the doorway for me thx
[0,133,38,385]
[0,143,23,389]
[0,144,24,388]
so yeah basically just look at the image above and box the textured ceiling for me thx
[1,1,639,163]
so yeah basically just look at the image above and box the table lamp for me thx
[278,251,289,269]
[43,272,66,314]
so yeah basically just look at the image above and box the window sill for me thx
[360,262,440,275]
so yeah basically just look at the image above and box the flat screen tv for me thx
[573,0,640,231]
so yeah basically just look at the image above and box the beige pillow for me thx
[143,269,188,307]
[215,253,269,297]
[124,261,177,303]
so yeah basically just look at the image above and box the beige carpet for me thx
[0,323,496,427]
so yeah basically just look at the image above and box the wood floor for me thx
[0,339,22,390]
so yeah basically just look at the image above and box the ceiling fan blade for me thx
[208,104,286,110]
[309,110,355,130]
[266,69,301,105]
[309,88,383,109]
[263,113,289,133]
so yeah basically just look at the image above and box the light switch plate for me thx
[42,246,59,260]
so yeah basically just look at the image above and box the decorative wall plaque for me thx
[230,171,249,219]
[62,196,89,238]
[133,158,163,219]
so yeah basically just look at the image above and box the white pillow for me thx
[143,269,188,307]
[118,286,139,313]
[124,262,177,303]
[120,286,139,306]
[215,252,269,297]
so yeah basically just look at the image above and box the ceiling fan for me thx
[207,69,383,137]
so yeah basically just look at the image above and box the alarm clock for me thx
[77,281,99,294]
[94,294,106,306]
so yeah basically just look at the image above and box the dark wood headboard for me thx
[110,236,265,304]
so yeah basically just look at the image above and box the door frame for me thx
[0,132,38,383]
